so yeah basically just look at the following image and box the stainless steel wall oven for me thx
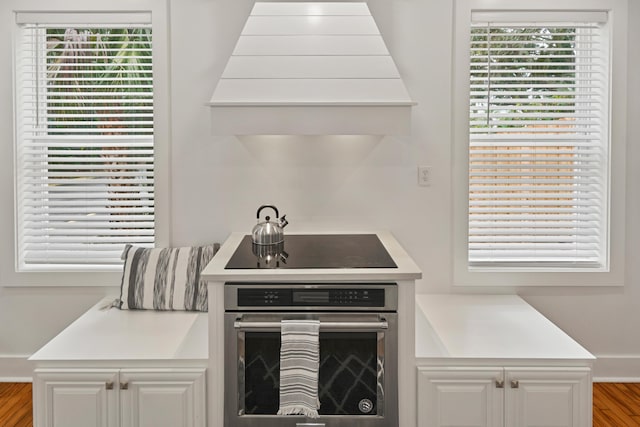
[224,282,398,427]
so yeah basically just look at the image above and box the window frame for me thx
[452,0,627,286]
[2,0,169,286]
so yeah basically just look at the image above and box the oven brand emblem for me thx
[358,399,374,414]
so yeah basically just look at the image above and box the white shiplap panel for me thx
[211,79,412,104]
[242,16,378,35]
[251,2,370,16]
[208,1,415,134]
[233,35,388,56]
[222,56,400,79]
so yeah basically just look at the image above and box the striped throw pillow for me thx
[118,244,219,311]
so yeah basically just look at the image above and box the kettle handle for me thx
[256,205,279,220]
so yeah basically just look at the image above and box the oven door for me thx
[224,312,398,427]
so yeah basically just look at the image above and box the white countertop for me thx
[29,298,208,363]
[30,292,592,367]
[415,294,594,363]
[202,231,422,282]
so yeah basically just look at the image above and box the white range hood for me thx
[208,2,415,135]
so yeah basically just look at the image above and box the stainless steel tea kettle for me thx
[251,205,288,245]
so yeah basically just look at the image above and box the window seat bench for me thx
[29,297,208,427]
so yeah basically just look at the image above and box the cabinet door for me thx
[119,369,206,427]
[417,367,504,427]
[505,368,591,427]
[33,369,119,427]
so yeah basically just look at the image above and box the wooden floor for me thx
[0,382,639,426]
[594,383,640,426]
[0,383,32,427]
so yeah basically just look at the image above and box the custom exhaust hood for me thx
[208,2,415,135]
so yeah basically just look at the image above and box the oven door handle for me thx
[233,320,388,330]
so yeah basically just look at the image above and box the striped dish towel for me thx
[277,319,321,418]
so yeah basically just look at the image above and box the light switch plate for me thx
[418,166,432,186]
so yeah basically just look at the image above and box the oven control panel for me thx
[237,288,386,307]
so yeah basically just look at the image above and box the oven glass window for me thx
[243,332,379,415]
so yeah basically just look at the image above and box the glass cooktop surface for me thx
[224,234,397,269]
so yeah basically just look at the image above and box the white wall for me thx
[0,0,638,380]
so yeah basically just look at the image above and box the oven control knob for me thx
[358,399,374,414]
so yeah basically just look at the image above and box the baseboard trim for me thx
[592,355,640,382]
[0,355,33,382]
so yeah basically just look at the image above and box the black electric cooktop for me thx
[224,234,397,269]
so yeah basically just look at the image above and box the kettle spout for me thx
[279,214,289,229]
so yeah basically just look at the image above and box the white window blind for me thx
[468,12,610,268]
[15,15,154,270]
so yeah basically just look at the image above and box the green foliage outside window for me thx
[470,26,577,127]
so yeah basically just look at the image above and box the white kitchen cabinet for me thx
[417,367,504,427]
[504,368,591,427]
[33,368,206,427]
[29,299,208,427]
[417,367,591,427]
[415,295,595,427]
[119,369,206,427]
[34,369,119,427]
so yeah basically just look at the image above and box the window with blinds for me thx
[14,13,154,270]
[468,11,610,269]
